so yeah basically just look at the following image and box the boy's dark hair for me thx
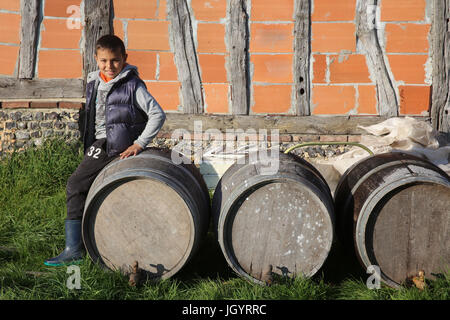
[95,35,126,56]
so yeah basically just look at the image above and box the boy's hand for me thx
[120,143,143,159]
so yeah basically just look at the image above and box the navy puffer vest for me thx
[83,71,148,156]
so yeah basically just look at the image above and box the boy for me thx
[45,35,166,266]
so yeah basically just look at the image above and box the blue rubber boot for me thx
[44,219,85,266]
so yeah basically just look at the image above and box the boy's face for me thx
[95,48,128,79]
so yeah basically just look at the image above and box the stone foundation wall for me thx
[0,108,81,156]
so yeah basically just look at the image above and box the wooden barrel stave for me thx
[82,147,210,280]
[334,152,419,245]
[213,152,335,284]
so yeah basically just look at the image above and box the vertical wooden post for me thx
[82,0,113,80]
[293,0,311,116]
[431,0,450,133]
[167,0,204,114]
[18,0,41,79]
[226,0,250,115]
[355,0,398,117]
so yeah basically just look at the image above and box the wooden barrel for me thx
[81,147,210,279]
[212,152,335,284]
[334,152,450,288]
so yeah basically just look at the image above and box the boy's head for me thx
[95,35,128,79]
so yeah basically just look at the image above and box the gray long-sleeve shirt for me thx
[87,64,166,149]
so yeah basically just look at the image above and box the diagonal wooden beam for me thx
[355,0,398,117]
[167,0,204,114]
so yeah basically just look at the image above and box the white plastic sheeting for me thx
[310,117,450,194]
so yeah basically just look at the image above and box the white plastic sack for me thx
[310,117,450,194]
[358,117,440,149]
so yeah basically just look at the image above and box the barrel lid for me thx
[83,177,196,279]
[355,176,450,287]
[218,176,334,284]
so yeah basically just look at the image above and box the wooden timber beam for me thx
[159,113,390,135]
[18,0,41,79]
[293,0,311,116]
[355,0,398,117]
[226,0,250,115]
[82,0,113,80]
[431,0,450,133]
[167,0,204,114]
[0,78,84,99]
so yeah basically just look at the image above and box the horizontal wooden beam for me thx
[159,113,394,135]
[0,78,84,99]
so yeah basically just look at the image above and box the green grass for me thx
[0,138,448,300]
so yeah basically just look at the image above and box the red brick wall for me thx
[39,0,83,79]
[113,0,181,111]
[0,0,83,78]
[249,0,295,114]
[0,0,21,75]
[0,0,433,116]
[192,0,229,114]
[311,0,431,116]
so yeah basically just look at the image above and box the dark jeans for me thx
[66,138,117,220]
